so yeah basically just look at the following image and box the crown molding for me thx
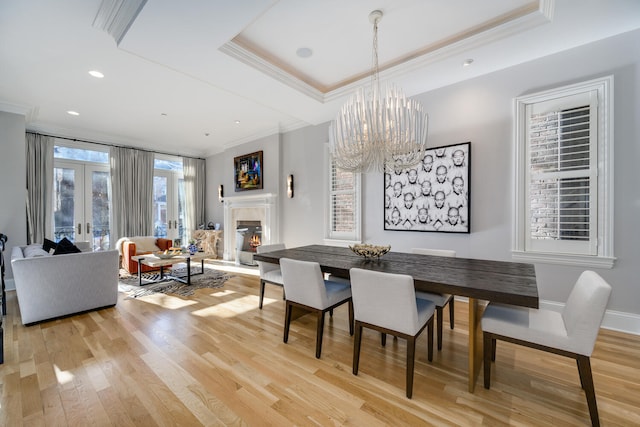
[219,41,326,103]
[93,0,148,45]
[220,1,554,104]
[0,101,32,116]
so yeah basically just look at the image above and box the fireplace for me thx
[236,220,262,266]
[222,193,278,263]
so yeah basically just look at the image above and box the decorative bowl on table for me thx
[154,249,182,259]
[349,244,391,259]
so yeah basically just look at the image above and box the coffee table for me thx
[131,252,214,286]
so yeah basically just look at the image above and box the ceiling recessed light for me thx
[296,47,313,58]
[235,120,240,124]
[88,70,104,78]
[463,59,474,67]
[67,110,79,116]
[160,112,168,116]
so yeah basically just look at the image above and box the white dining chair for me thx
[349,268,435,398]
[482,270,612,427]
[280,258,354,359]
[256,243,286,309]
[412,248,456,350]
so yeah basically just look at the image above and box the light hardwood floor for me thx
[2,271,639,426]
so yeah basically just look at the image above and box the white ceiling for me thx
[1,0,639,157]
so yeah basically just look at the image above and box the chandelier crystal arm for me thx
[329,9,428,173]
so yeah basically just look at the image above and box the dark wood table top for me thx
[254,245,538,308]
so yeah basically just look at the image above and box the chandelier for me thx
[329,10,428,174]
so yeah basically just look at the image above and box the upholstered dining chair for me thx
[280,258,354,359]
[256,243,286,309]
[482,270,612,427]
[349,268,435,398]
[412,248,456,350]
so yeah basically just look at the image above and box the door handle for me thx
[174,220,178,229]
[86,222,90,234]
[77,223,81,234]
[168,221,172,230]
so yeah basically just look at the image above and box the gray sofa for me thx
[11,246,119,325]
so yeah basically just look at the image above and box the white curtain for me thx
[183,157,206,240]
[110,146,154,242]
[25,133,53,244]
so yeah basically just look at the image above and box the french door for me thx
[52,160,110,250]
[153,170,185,244]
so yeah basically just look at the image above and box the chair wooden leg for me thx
[348,299,354,336]
[449,298,455,329]
[406,336,416,398]
[316,310,325,358]
[577,359,585,389]
[427,318,434,362]
[329,308,333,317]
[353,322,363,375]
[436,306,444,351]
[491,337,497,362]
[381,333,386,347]
[259,280,266,309]
[577,355,600,427]
[283,302,293,343]
[483,332,492,389]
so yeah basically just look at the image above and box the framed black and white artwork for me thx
[384,142,470,233]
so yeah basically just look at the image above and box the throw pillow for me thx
[43,238,58,254]
[23,244,51,258]
[131,236,161,253]
[53,237,82,255]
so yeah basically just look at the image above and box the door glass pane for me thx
[91,170,110,250]
[153,175,168,238]
[53,167,76,241]
[178,178,185,243]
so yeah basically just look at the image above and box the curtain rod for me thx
[26,131,205,160]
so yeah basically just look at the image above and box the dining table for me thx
[253,244,538,392]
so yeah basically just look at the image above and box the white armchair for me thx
[412,248,456,350]
[482,270,612,426]
[256,243,286,309]
[349,268,435,398]
[280,258,353,359]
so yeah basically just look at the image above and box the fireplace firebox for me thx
[235,220,261,266]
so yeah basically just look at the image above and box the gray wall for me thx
[206,28,640,321]
[205,133,281,229]
[0,111,27,282]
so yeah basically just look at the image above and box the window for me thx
[52,141,111,250]
[513,76,614,268]
[153,156,185,244]
[325,153,361,244]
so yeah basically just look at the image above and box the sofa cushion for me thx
[23,244,51,258]
[53,237,82,255]
[43,238,58,254]
[130,236,161,253]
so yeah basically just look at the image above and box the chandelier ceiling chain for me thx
[329,9,428,174]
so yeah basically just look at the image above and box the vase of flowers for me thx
[188,239,198,255]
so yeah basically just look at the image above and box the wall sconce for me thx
[218,184,224,202]
[287,174,294,198]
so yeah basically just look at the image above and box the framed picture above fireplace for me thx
[234,150,263,192]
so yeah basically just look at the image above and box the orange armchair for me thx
[121,237,173,274]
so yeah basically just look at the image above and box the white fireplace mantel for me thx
[222,193,278,261]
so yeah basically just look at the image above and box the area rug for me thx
[118,265,232,298]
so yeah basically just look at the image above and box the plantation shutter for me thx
[328,161,359,240]
[525,91,598,255]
